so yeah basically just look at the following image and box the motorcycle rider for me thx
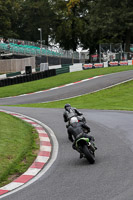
[67,117,96,158]
[63,104,84,126]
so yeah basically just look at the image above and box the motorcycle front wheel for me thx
[82,145,95,164]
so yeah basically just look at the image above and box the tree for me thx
[77,0,99,54]
[120,0,133,52]
[88,0,133,52]
[50,0,88,51]
[18,0,55,45]
[0,0,26,39]
[0,0,12,38]
[8,0,24,38]
[0,0,133,54]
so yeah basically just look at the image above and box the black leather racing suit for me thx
[63,107,82,123]
[67,122,93,146]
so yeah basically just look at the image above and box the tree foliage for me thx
[0,0,133,52]
[88,0,133,52]
[67,0,80,11]
[17,0,55,45]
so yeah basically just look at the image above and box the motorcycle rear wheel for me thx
[82,145,95,164]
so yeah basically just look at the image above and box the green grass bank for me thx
[0,112,39,187]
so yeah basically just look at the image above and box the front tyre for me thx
[82,145,95,164]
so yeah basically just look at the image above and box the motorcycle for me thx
[69,116,88,133]
[67,115,86,127]
[75,135,96,164]
[77,115,86,124]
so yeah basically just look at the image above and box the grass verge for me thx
[0,112,39,187]
[14,79,133,111]
[0,65,133,98]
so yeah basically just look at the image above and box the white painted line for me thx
[34,91,44,94]
[81,79,90,82]
[65,83,75,86]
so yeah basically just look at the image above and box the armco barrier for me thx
[0,69,56,87]
[36,67,40,72]
[83,64,93,69]
[49,65,61,70]
[119,61,128,66]
[69,63,83,72]
[56,66,69,75]
[94,63,104,68]
[0,74,7,79]
[128,60,132,65]
[6,71,21,78]
[104,62,108,67]
[61,64,72,68]
[109,61,119,66]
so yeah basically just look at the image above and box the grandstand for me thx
[0,38,79,59]
[0,42,61,57]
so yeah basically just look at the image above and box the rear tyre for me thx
[82,145,95,164]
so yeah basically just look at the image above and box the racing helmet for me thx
[64,103,71,110]
[70,117,78,124]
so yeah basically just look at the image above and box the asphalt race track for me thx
[0,70,133,105]
[0,70,133,200]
